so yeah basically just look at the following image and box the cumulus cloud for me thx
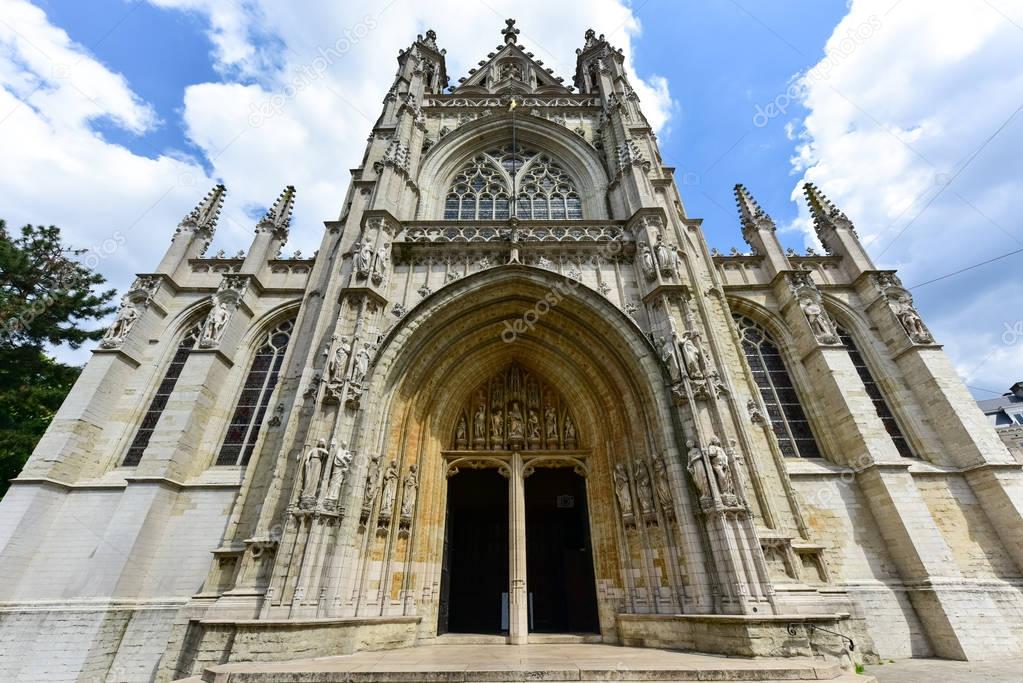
[786,0,1023,395]
[0,0,672,366]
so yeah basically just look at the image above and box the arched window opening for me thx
[837,327,916,458]
[122,321,203,467]
[442,145,581,220]
[734,314,822,458]
[216,319,294,466]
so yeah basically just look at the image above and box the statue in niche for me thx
[563,414,577,444]
[544,404,558,441]
[298,439,330,501]
[351,342,372,385]
[651,453,672,508]
[799,296,835,342]
[686,440,709,499]
[613,462,633,516]
[355,240,373,277]
[491,409,504,441]
[203,300,231,344]
[706,436,735,496]
[372,246,388,281]
[639,245,656,279]
[380,460,399,513]
[363,453,382,510]
[894,295,932,343]
[508,402,524,440]
[527,409,541,440]
[327,336,352,385]
[324,441,353,502]
[473,403,487,440]
[634,459,655,515]
[679,333,705,379]
[655,234,673,273]
[102,297,141,346]
[455,415,468,443]
[659,334,682,383]
[400,464,419,518]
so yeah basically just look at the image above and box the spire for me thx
[803,182,853,232]
[256,185,296,239]
[178,184,226,234]
[734,184,775,233]
[501,18,520,45]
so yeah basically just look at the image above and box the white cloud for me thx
[0,0,672,366]
[787,0,1023,395]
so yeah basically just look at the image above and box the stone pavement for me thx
[189,643,868,682]
[866,657,1023,682]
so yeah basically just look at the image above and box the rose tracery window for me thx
[442,145,582,220]
[734,314,822,458]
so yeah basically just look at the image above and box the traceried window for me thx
[442,145,582,220]
[216,319,294,466]
[837,327,916,458]
[122,321,203,467]
[734,314,822,458]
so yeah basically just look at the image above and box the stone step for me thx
[191,643,860,683]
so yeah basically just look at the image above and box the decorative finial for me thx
[733,184,775,234]
[802,183,849,228]
[178,184,227,234]
[256,185,297,239]
[502,18,520,45]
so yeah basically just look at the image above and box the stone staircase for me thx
[179,643,873,683]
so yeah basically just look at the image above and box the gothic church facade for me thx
[2,20,1023,682]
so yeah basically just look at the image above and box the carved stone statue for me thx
[640,245,656,280]
[895,295,932,343]
[634,459,655,515]
[102,297,140,346]
[351,342,371,385]
[363,454,382,510]
[324,441,352,502]
[679,333,704,379]
[527,409,541,439]
[473,403,486,440]
[355,240,373,276]
[563,414,577,443]
[203,300,231,344]
[298,439,330,501]
[651,453,672,509]
[747,398,767,426]
[508,402,524,440]
[327,337,351,384]
[373,246,388,279]
[686,440,709,499]
[800,296,835,342]
[455,415,468,443]
[706,436,735,496]
[613,462,633,516]
[491,409,504,441]
[380,460,399,513]
[659,335,682,383]
[544,405,558,440]
[400,464,419,518]
[655,234,673,274]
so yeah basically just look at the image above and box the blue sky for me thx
[2,0,1022,397]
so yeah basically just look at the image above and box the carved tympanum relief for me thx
[451,362,580,451]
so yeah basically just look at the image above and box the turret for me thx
[158,184,226,277]
[803,183,875,277]
[734,184,789,276]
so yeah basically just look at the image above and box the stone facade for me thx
[1,19,1022,682]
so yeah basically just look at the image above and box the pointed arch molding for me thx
[417,112,611,220]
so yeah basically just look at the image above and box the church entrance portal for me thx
[525,468,599,633]
[438,463,599,638]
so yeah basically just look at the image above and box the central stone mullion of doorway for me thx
[508,451,529,644]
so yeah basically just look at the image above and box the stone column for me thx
[508,452,529,644]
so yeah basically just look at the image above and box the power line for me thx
[907,247,1023,290]
[968,384,1005,396]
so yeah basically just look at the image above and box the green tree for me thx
[0,220,116,497]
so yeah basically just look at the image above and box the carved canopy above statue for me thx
[451,362,579,451]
